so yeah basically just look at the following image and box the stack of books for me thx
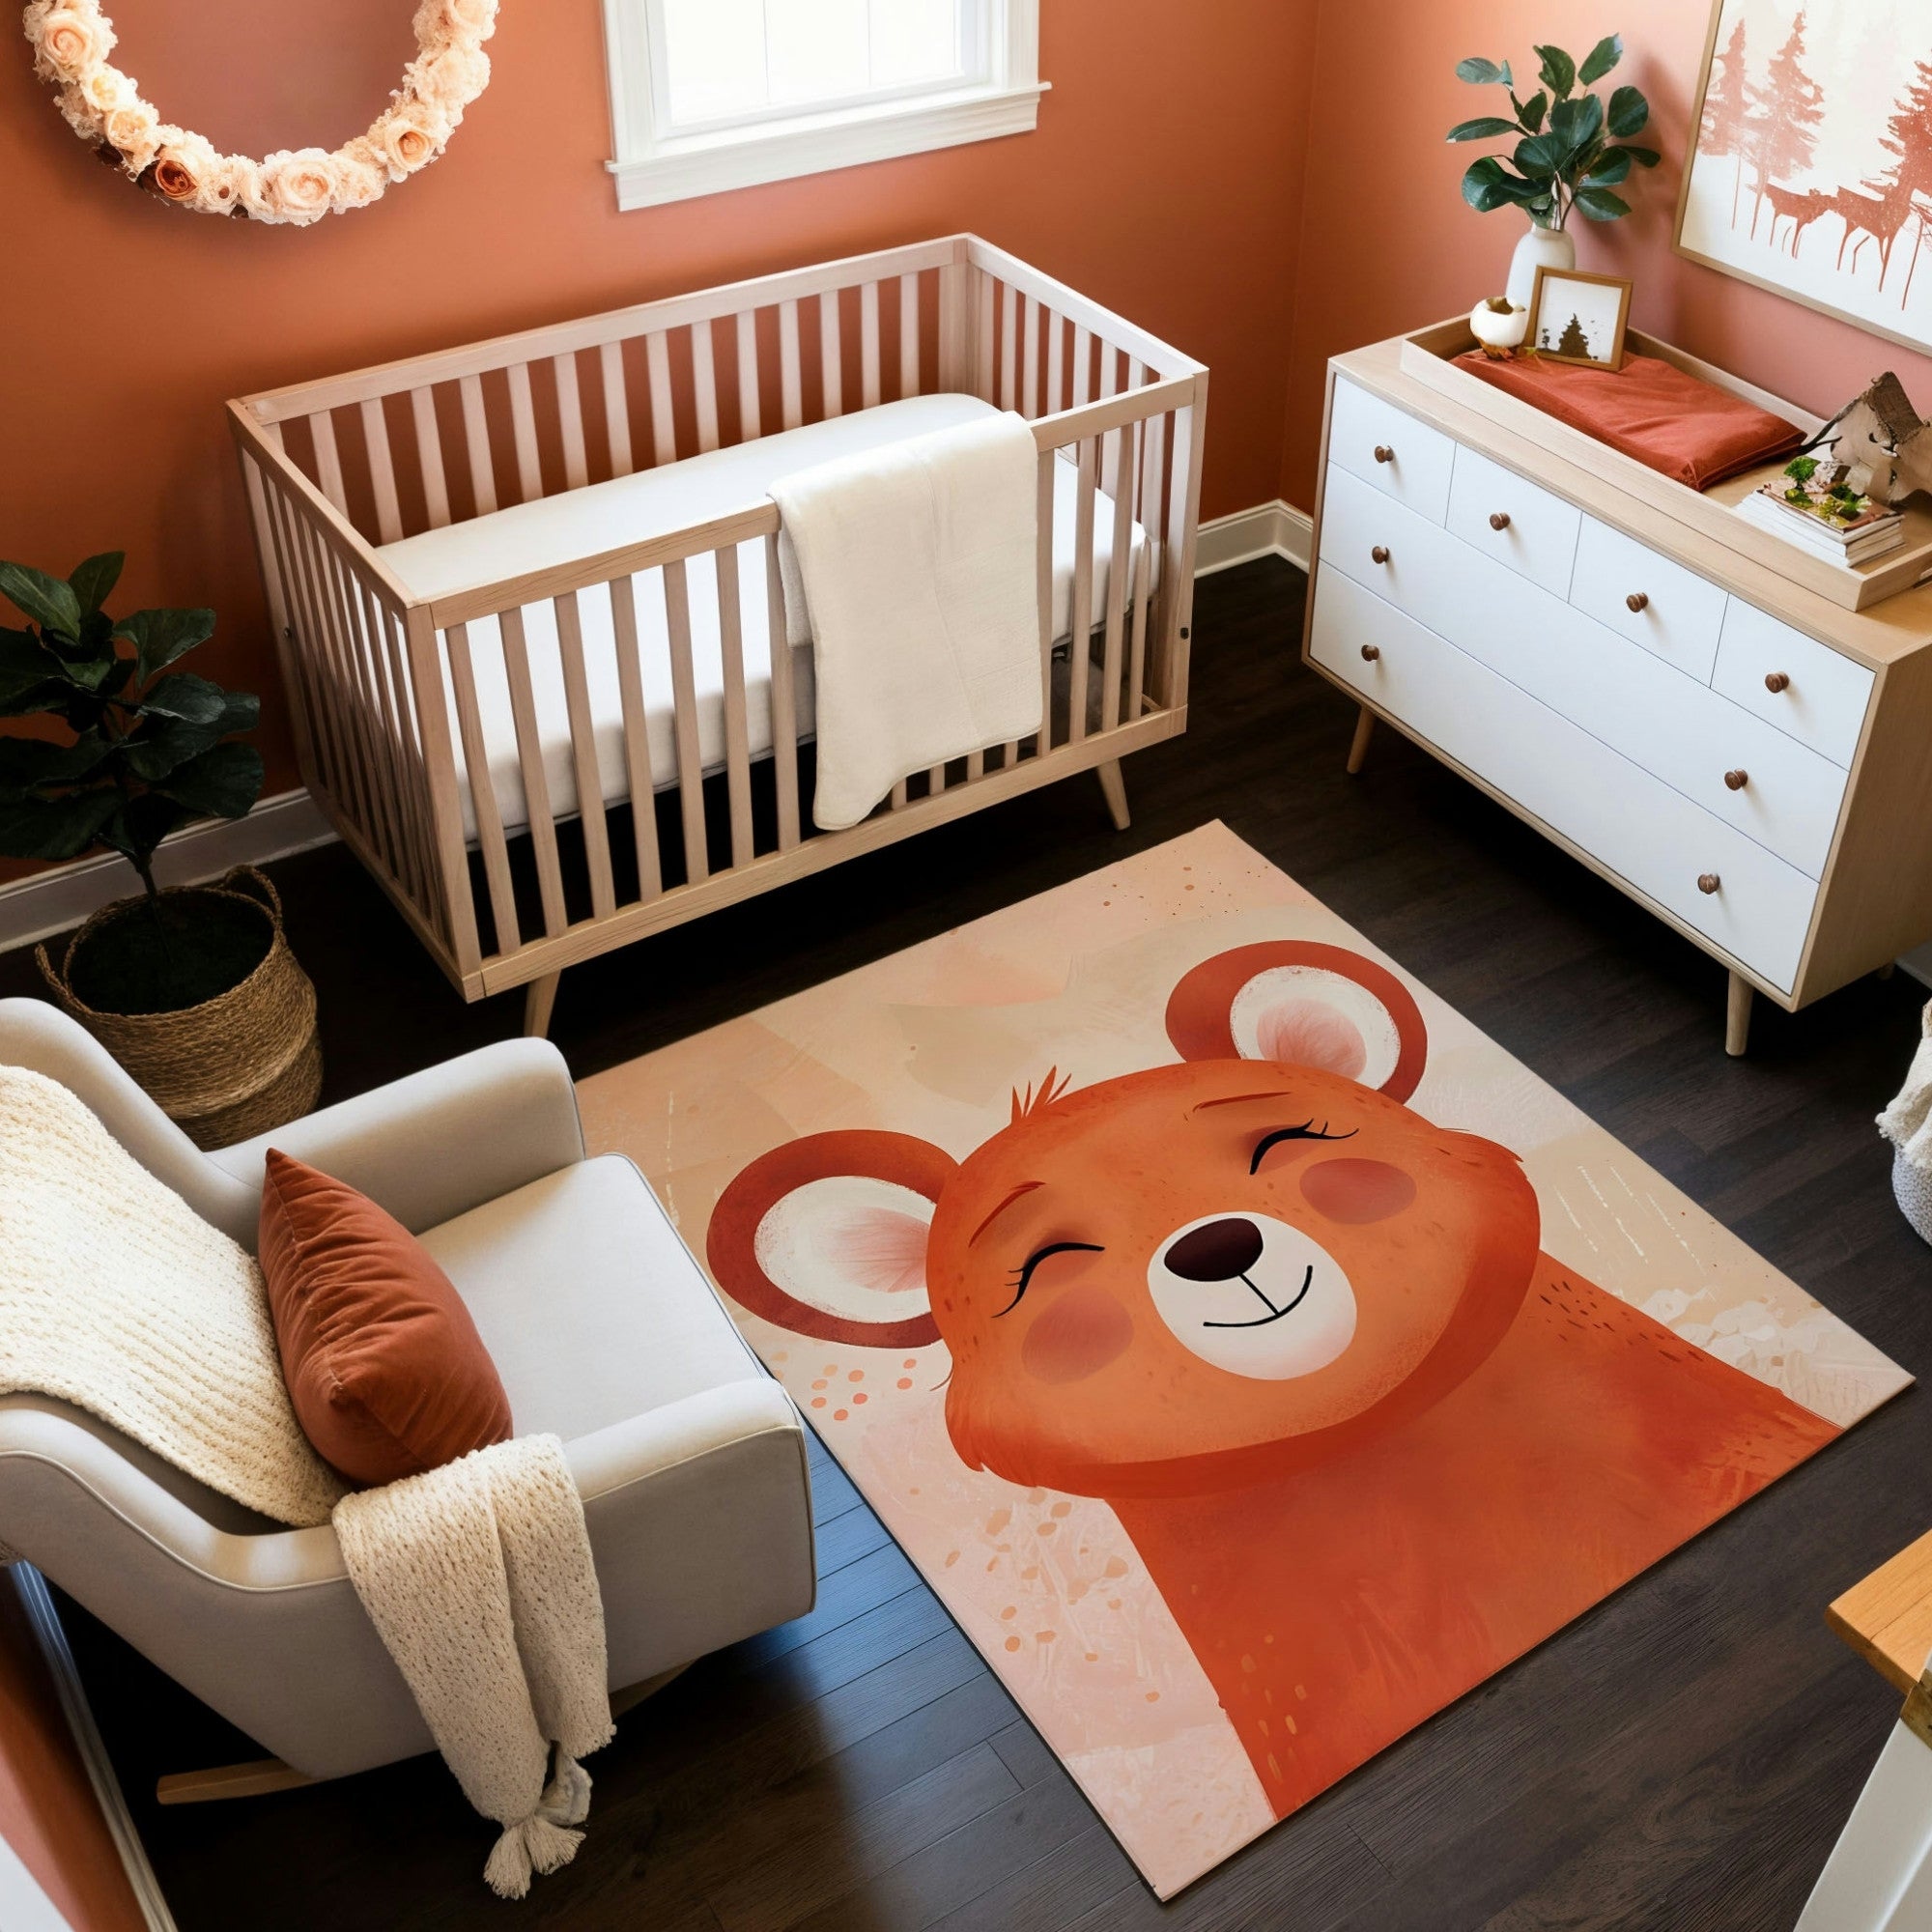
[1737,483,1905,570]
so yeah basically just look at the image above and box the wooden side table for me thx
[1799,1532,1932,1928]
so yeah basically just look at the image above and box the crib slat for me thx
[860,282,882,410]
[736,311,762,442]
[297,522,377,850]
[327,549,411,892]
[600,342,635,479]
[554,588,614,919]
[647,331,675,465]
[974,271,994,403]
[459,374,497,516]
[714,549,754,868]
[967,749,984,781]
[927,761,947,798]
[662,559,709,886]
[764,533,801,853]
[1036,447,1055,756]
[1071,326,1094,408]
[999,284,1018,411]
[1068,437,1097,744]
[554,353,589,491]
[410,387,451,529]
[780,300,803,430]
[359,580,429,909]
[610,574,663,901]
[497,604,569,937]
[819,291,843,418]
[1022,298,1040,419]
[1102,422,1133,730]
[891,779,909,810]
[1098,346,1122,497]
[938,260,967,389]
[266,487,348,810]
[1162,401,1201,706]
[445,619,521,955]
[359,399,404,544]
[373,592,442,928]
[401,604,481,974]
[1046,311,1065,416]
[693,322,721,453]
[899,273,921,398]
[507,363,543,503]
[311,537,398,875]
[1126,513,1151,724]
[309,412,348,515]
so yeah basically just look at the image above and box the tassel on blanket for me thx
[332,1435,612,1897]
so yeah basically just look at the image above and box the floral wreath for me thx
[21,0,497,226]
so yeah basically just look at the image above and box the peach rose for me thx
[330,146,386,212]
[260,148,339,225]
[34,4,110,81]
[101,98,160,173]
[369,101,446,181]
[409,43,489,115]
[77,59,130,115]
[150,147,202,203]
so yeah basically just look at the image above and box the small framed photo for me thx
[1527,268,1634,372]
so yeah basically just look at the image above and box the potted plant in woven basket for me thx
[0,552,321,1149]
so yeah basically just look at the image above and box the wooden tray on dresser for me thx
[1399,318,1932,613]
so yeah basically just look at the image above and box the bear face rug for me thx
[578,822,1908,1898]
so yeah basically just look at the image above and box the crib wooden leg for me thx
[1096,759,1131,832]
[524,972,561,1039]
[1346,707,1376,777]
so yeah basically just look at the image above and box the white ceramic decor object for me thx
[1468,298,1529,352]
[1506,220,1576,311]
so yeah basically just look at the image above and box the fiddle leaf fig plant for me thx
[0,553,263,900]
[1449,34,1659,229]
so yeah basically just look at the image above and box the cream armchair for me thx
[0,998,815,1791]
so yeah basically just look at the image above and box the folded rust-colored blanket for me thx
[1454,349,1804,491]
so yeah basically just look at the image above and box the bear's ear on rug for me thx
[705,1129,954,1350]
[1164,942,1429,1101]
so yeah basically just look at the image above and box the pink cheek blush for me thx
[1020,1285,1135,1385]
[1300,1156,1416,1225]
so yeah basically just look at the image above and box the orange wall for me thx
[1282,0,1932,506]
[0,0,1319,822]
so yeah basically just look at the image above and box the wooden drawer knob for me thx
[1697,873,1721,895]
[1371,545,1390,565]
[1626,591,1650,612]
[1489,511,1512,531]
[1360,643,1381,663]
[1374,444,1395,465]
[1723,769,1748,791]
[1765,671,1790,694]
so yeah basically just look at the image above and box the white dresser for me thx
[1302,335,1932,1053]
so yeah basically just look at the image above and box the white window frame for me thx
[602,0,1044,212]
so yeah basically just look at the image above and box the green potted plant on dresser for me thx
[0,552,321,1147]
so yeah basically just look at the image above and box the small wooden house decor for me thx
[1803,374,1932,507]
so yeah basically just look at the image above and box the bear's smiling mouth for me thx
[1201,1263,1315,1329]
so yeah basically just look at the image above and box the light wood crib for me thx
[228,236,1208,1034]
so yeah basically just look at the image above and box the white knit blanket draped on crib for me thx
[1880,1002,1932,1173]
[0,1065,612,1897]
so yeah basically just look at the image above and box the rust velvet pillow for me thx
[258,1150,512,1487]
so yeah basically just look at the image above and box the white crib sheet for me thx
[377,394,1147,841]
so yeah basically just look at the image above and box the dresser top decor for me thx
[20,0,497,224]
[1399,318,1932,614]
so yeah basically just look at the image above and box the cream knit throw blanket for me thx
[0,1066,613,1897]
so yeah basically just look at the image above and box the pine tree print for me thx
[1557,313,1592,359]
[1747,9,1825,237]
[1702,14,1752,224]
[1869,53,1932,306]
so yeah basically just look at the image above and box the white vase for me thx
[1505,219,1576,313]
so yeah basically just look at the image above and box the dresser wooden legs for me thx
[524,971,561,1040]
[1096,758,1131,831]
[1725,973,1752,1058]
[1346,706,1377,776]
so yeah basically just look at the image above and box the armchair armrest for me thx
[209,1037,584,1234]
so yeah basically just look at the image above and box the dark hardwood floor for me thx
[13,555,1932,1930]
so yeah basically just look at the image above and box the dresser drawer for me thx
[1714,601,1874,769]
[1570,516,1727,683]
[1325,375,1455,524]
[1446,445,1582,598]
[1309,572,1818,990]
[1318,468,1850,877]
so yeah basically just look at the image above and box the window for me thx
[603,0,1043,210]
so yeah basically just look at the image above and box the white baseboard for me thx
[1194,498,1314,578]
[0,789,334,956]
[1902,945,1932,992]
[11,1567,177,1932]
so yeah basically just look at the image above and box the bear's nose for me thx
[1163,1216,1266,1282]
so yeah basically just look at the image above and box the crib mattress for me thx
[377,394,1147,841]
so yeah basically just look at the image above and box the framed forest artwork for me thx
[1677,0,1932,353]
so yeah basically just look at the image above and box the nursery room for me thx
[10,0,1932,1926]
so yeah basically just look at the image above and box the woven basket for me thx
[37,866,322,1151]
